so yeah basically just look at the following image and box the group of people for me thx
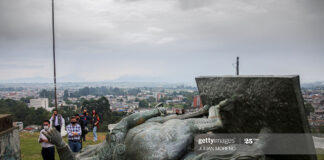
[38,108,100,160]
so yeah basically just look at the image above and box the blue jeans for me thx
[93,126,97,141]
[68,141,81,152]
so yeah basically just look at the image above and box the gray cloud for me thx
[0,0,323,83]
[177,0,215,10]
[299,0,324,14]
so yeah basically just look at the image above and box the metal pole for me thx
[52,0,58,109]
[236,56,239,76]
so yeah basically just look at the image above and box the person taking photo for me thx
[39,120,55,160]
[49,109,64,133]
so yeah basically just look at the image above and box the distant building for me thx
[129,102,139,109]
[173,95,184,102]
[312,94,322,105]
[127,95,136,101]
[315,109,324,115]
[8,92,17,97]
[60,105,78,111]
[156,93,166,102]
[193,95,203,108]
[308,119,324,126]
[145,95,155,100]
[67,97,78,103]
[166,100,182,104]
[29,98,49,110]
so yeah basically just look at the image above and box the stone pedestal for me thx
[0,114,21,160]
[196,75,317,160]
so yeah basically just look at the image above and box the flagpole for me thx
[52,0,58,109]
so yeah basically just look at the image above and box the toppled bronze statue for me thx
[43,96,271,160]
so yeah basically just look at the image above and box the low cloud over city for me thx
[0,0,324,83]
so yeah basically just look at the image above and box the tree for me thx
[70,86,127,97]
[58,107,76,124]
[127,88,141,95]
[20,96,35,104]
[305,103,315,116]
[139,100,149,108]
[39,89,55,107]
[81,96,112,131]
[158,97,167,103]
[39,89,55,99]
[147,97,156,103]
[82,97,110,114]
[0,99,52,126]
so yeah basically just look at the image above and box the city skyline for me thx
[1,0,324,84]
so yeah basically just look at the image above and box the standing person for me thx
[92,109,100,142]
[75,114,81,124]
[39,120,55,160]
[80,109,90,141]
[66,116,82,153]
[49,109,64,133]
[75,113,84,149]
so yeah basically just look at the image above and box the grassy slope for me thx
[20,132,106,160]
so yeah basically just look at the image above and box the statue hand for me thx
[157,107,166,115]
[42,128,65,148]
[218,94,245,111]
[202,105,211,111]
[154,102,166,115]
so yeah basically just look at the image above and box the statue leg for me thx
[185,118,222,133]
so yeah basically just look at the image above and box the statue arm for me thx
[147,105,211,123]
[111,103,166,134]
[146,97,234,123]
[177,105,210,119]
[56,143,77,160]
[186,104,223,133]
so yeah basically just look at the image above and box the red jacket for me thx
[92,114,100,129]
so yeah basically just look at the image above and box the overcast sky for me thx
[0,0,323,84]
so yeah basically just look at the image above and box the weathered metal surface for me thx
[125,120,193,160]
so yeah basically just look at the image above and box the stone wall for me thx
[0,114,21,160]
